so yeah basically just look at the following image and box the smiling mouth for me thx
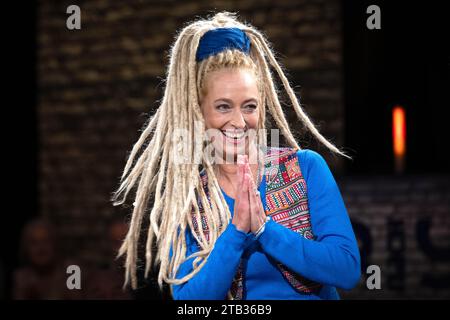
[221,130,246,140]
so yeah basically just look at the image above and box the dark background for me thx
[343,1,449,175]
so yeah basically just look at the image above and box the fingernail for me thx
[237,154,245,165]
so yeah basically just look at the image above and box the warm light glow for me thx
[392,106,406,157]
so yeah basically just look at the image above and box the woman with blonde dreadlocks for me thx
[113,12,361,300]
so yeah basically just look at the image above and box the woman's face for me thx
[200,68,260,163]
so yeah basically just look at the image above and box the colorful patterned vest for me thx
[190,147,322,299]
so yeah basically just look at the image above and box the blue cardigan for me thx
[170,149,361,300]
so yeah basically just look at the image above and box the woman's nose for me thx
[230,109,246,128]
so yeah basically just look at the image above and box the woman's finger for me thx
[244,159,257,194]
[232,159,251,233]
[245,161,264,211]
[237,155,245,185]
[242,157,266,231]
[249,174,265,231]
[235,173,248,212]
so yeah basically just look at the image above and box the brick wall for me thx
[338,175,450,299]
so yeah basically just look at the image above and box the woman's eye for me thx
[244,104,257,111]
[216,104,230,111]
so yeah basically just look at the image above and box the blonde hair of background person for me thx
[112,11,351,291]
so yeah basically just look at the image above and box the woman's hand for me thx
[231,155,252,233]
[231,155,267,234]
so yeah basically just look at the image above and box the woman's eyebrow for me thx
[214,98,258,104]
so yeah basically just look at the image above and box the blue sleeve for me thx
[170,221,253,300]
[257,149,361,290]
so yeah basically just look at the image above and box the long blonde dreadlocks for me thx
[112,11,351,295]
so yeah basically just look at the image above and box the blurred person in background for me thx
[84,219,132,299]
[13,219,66,299]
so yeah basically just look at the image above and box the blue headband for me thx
[196,27,251,62]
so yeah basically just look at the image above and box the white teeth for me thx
[222,131,246,139]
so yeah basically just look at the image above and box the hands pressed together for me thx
[231,154,268,235]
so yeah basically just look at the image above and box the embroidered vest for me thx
[190,147,322,299]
